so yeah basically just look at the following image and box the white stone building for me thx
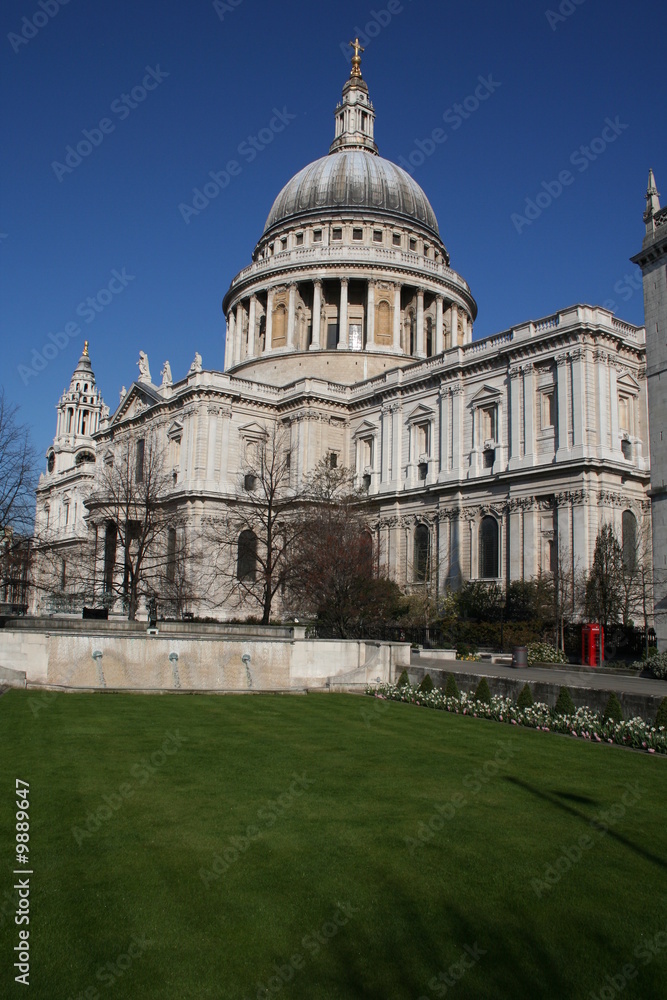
[33,53,652,619]
[632,171,667,646]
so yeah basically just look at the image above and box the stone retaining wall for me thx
[0,625,408,693]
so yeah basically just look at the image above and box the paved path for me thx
[411,654,667,698]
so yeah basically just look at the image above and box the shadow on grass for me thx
[302,876,570,1000]
[504,776,667,870]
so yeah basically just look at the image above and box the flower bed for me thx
[366,683,667,755]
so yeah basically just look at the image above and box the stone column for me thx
[248,296,257,358]
[571,348,586,455]
[509,505,523,581]
[265,288,274,352]
[393,283,401,351]
[555,355,570,458]
[609,361,619,456]
[522,363,535,462]
[450,303,459,346]
[391,404,402,485]
[435,295,444,354]
[381,405,391,483]
[416,288,425,357]
[206,406,218,482]
[366,280,375,347]
[226,312,236,370]
[451,384,462,473]
[235,302,244,365]
[595,350,609,455]
[338,278,349,349]
[438,388,448,475]
[509,367,522,466]
[310,279,322,350]
[287,283,297,350]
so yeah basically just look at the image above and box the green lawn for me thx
[1,689,666,1000]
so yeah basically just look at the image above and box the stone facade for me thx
[33,58,652,621]
[632,171,667,647]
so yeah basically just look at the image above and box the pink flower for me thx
[511,720,517,725]
[648,748,656,754]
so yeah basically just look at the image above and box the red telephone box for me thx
[582,624,604,666]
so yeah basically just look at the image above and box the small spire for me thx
[330,43,378,155]
[83,340,89,356]
[349,38,364,79]
[644,168,661,223]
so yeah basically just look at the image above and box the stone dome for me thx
[263,151,441,239]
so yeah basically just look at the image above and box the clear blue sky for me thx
[2,0,666,460]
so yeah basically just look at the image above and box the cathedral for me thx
[33,47,655,622]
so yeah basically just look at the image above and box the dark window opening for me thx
[414,524,430,582]
[166,528,177,585]
[237,530,258,581]
[135,439,145,484]
[480,516,499,579]
[622,510,637,572]
[244,473,257,491]
[103,522,117,596]
[418,462,428,481]
[483,448,495,469]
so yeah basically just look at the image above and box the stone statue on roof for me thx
[137,351,151,384]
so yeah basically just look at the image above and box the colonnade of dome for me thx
[222,53,477,385]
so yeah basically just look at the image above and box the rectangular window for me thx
[481,406,497,443]
[135,439,145,484]
[373,230,383,243]
[409,238,417,252]
[313,229,322,242]
[619,395,629,431]
[361,437,373,468]
[166,528,177,585]
[328,452,338,469]
[332,227,343,241]
[541,390,555,428]
[349,323,363,351]
[280,237,287,250]
[393,233,402,247]
[295,233,304,246]
[417,422,431,456]
[352,228,363,242]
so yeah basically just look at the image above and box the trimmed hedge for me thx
[474,677,491,704]
[554,686,575,716]
[603,692,624,723]
[444,674,461,700]
[517,683,534,710]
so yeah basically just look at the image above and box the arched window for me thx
[622,510,637,572]
[359,530,374,577]
[414,524,430,582]
[237,530,258,581]
[426,317,433,356]
[272,304,287,347]
[480,516,499,579]
[377,300,391,344]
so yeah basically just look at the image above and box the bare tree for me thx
[286,460,402,638]
[0,389,38,535]
[85,432,174,620]
[209,423,299,624]
[619,516,654,657]
[553,537,579,652]
[585,524,623,632]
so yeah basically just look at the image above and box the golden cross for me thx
[83,341,89,356]
[349,38,365,60]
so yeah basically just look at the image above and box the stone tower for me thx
[631,170,667,648]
